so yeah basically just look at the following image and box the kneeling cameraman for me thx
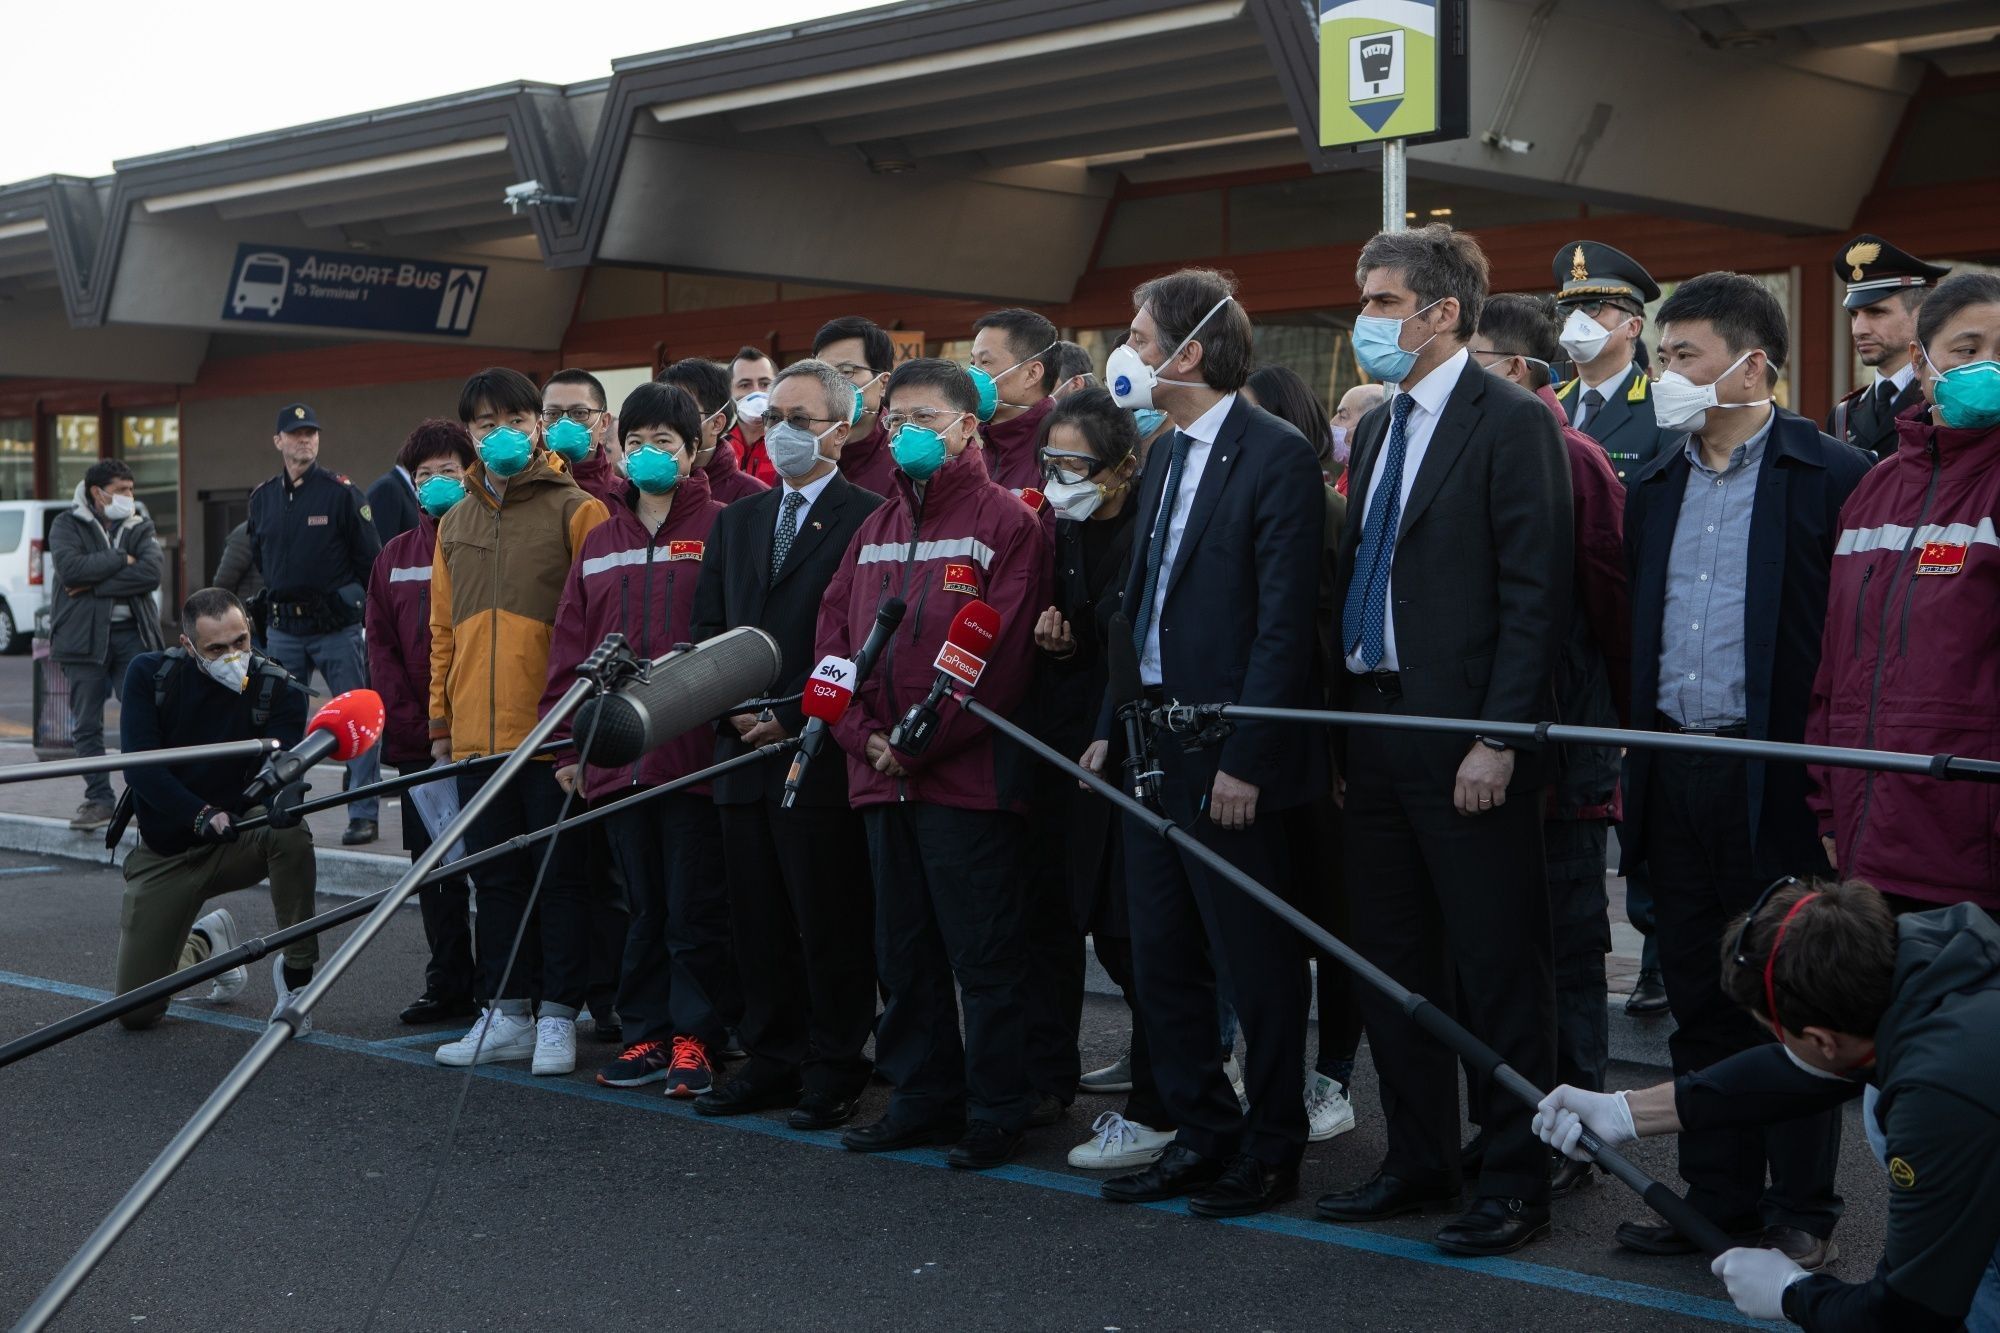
[113,588,318,1032]
[1536,879,2000,1329]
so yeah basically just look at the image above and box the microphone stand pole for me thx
[951,688,1740,1260]
[0,739,279,786]
[231,743,568,833]
[11,636,639,1333]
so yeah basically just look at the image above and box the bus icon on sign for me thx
[231,252,290,317]
[1349,30,1404,101]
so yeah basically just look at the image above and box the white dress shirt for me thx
[1573,359,1633,432]
[772,467,837,541]
[1139,391,1237,685]
[1880,359,1918,395]
[1344,346,1471,674]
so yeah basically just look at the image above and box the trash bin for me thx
[31,608,76,760]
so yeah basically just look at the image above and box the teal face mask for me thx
[891,423,949,480]
[967,365,1000,423]
[417,475,466,517]
[1132,408,1169,437]
[545,417,593,463]
[1925,348,2000,431]
[624,445,683,495]
[478,426,534,478]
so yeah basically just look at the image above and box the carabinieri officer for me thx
[1826,234,1951,460]
[1551,240,1677,484]
[245,401,384,844]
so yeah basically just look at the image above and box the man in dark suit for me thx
[366,462,421,546]
[688,358,885,1130]
[1086,267,1326,1218]
[1315,224,1572,1256]
[1826,234,1949,459]
[1619,272,1873,1269]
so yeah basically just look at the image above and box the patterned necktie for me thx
[1340,393,1417,670]
[772,490,805,579]
[1131,429,1193,659]
[1578,387,1605,430]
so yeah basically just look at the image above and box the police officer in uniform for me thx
[245,403,384,844]
[1551,241,1678,484]
[1827,235,1950,460]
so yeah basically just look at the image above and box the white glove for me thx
[1531,1086,1636,1161]
[1712,1246,1810,1320]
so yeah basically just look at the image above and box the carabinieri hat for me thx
[1835,235,1951,310]
[1553,241,1661,310]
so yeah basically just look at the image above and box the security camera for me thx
[501,180,576,214]
[1480,131,1534,154]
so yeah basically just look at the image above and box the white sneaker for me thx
[192,908,247,1002]
[269,953,312,1037]
[1067,1112,1175,1171]
[435,1009,535,1066]
[1223,1054,1247,1110]
[1306,1072,1357,1143]
[531,1016,576,1076]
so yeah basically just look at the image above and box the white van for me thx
[0,500,72,652]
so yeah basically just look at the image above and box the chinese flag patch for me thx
[942,562,981,596]
[1915,541,1966,575]
[667,540,705,561]
[1018,487,1047,512]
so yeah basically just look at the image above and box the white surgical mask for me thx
[1043,475,1106,521]
[198,650,251,694]
[1107,295,1235,410]
[734,391,771,427]
[1652,348,1772,435]
[100,494,137,523]
[1558,307,1616,364]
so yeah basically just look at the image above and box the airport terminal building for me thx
[1,0,1995,601]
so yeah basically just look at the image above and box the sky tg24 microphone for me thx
[782,597,905,808]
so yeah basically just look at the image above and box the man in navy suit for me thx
[1615,271,1871,1269]
[1085,267,1327,1218]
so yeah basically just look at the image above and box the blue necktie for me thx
[1132,429,1193,660]
[1341,392,1416,670]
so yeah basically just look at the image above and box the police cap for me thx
[1836,235,1951,310]
[275,403,321,433]
[1553,241,1660,311]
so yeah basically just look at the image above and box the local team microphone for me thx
[572,627,783,768]
[241,688,386,806]
[780,597,905,809]
[887,599,1000,757]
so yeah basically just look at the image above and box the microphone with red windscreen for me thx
[780,654,858,808]
[888,600,1000,756]
[241,688,386,806]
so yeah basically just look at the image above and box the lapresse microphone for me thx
[779,596,905,809]
[241,689,386,806]
[888,599,999,756]
[572,627,783,768]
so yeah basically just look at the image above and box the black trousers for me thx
[1023,768,1084,1104]
[457,764,589,1011]
[1343,690,1556,1205]
[1124,744,1309,1169]
[400,760,475,1003]
[582,813,630,1022]
[1547,818,1611,1093]
[1091,933,1170,1129]
[1647,749,1843,1236]
[1287,796,1362,1078]
[718,799,877,1098]
[605,793,735,1049]
[865,804,1034,1131]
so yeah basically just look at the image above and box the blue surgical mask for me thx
[545,417,593,463]
[1353,297,1444,384]
[1132,408,1169,437]
[1924,348,2000,431]
[478,426,534,478]
[417,475,466,517]
[623,446,682,495]
[891,423,949,480]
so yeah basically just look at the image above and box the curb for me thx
[0,812,407,902]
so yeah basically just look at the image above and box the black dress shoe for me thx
[1434,1197,1551,1256]
[1550,1153,1595,1199]
[693,1076,801,1118]
[342,818,378,846]
[1615,1218,1761,1256]
[789,1092,860,1131]
[1625,968,1670,1015]
[398,992,477,1025]
[841,1113,966,1154]
[1026,1092,1065,1129]
[948,1122,1023,1170]
[1101,1144,1226,1204]
[1316,1171,1460,1223]
[1759,1226,1838,1271]
[1188,1155,1299,1219]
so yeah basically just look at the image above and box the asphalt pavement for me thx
[0,846,1889,1331]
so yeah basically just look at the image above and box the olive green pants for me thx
[116,818,318,1030]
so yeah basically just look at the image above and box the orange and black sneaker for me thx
[663,1035,714,1098]
[596,1039,671,1088]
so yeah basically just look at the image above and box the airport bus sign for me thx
[220,243,487,337]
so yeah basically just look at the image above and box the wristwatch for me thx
[1477,736,1511,753]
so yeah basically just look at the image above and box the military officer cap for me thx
[1836,235,1950,310]
[1553,241,1660,311]
[274,403,321,432]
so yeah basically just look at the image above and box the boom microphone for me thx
[241,689,385,806]
[573,627,783,768]
[887,599,999,756]
[780,596,905,809]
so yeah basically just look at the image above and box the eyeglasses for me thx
[539,407,601,425]
[832,364,881,383]
[1040,449,1107,483]
[1469,349,1528,363]
[759,409,842,432]
[1569,300,1638,321]
[1730,876,1804,970]
[879,408,963,433]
